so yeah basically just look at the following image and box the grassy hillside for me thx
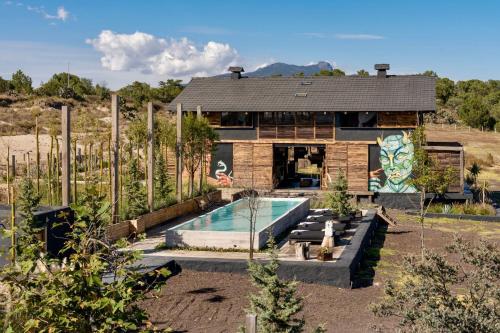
[426,123,500,190]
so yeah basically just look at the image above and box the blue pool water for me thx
[171,198,304,232]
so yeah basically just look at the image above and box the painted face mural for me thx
[368,131,417,193]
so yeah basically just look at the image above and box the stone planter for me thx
[317,251,333,261]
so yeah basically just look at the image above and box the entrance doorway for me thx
[273,144,326,189]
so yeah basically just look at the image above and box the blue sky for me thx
[1,0,499,88]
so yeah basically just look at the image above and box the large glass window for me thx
[315,112,334,125]
[338,112,377,127]
[259,112,276,125]
[276,112,295,125]
[221,112,253,127]
[296,112,313,125]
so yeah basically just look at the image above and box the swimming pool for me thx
[166,197,309,249]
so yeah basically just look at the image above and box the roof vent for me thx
[301,81,312,85]
[294,92,307,97]
[374,64,390,78]
[228,66,244,79]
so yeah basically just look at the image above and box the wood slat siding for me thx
[296,126,314,139]
[253,143,274,189]
[166,147,176,179]
[324,143,368,191]
[427,149,462,192]
[277,126,295,139]
[347,145,369,191]
[325,144,348,187]
[259,126,277,139]
[315,126,334,140]
[378,112,418,128]
[233,143,254,187]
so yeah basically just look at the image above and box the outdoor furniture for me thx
[288,229,342,244]
[305,215,335,223]
[289,230,324,244]
[297,221,346,232]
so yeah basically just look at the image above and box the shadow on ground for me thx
[352,224,397,288]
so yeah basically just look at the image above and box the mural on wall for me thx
[209,143,233,187]
[368,131,417,193]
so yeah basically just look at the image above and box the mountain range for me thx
[222,61,334,77]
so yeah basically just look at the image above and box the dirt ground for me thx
[138,213,499,333]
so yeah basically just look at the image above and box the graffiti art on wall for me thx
[209,143,233,187]
[368,131,417,193]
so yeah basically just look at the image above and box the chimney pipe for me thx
[228,66,244,79]
[374,64,390,78]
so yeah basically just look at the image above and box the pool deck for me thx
[128,208,379,288]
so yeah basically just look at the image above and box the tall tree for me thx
[11,70,32,95]
[0,76,10,93]
[458,95,492,128]
[356,69,369,77]
[436,77,455,104]
[182,114,218,198]
[409,126,455,258]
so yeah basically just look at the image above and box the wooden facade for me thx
[199,111,464,193]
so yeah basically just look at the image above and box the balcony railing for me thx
[259,125,333,140]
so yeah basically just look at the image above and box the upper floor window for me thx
[315,112,334,125]
[276,112,295,125]
[221,112,253,127]
[259,112,276,125]
[338,112,377,127]
[296,112,314,125]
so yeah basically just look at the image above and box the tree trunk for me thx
[420,189,426,260]
[35,116,40,194]
[73,140,78,203]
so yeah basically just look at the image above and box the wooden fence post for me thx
[245,314,257,333]
[11,155,16,178]
[197,105,203,194]
[111,94,120,224]
[147,102,154,212]
[176,103,183,203]
[61,105,71,206]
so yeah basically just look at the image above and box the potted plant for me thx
[317,246,333,261]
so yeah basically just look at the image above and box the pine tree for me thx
[154,150,172,208]
[327,169,352,217]
[125,158,147,219]
[246,239,305,333]
[16,177,42,259]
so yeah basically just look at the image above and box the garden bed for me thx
[406,210,500,222]
[106,190,222,241]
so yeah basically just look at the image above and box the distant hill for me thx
[236,61,333,77]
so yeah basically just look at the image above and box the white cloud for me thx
[86,30,240,77]
[7,2,70,22]
[335,34,384,40]
[297,32,327,38]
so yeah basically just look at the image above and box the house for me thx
[168,64,463,196]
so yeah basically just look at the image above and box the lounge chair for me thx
[288,229,341,244]
[297,221,346,232]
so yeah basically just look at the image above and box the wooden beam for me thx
[111,95,120,224]
[176,103,183,203]
[61,106,71,206]
[147,102,154,212]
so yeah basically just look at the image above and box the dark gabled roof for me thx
[167,75,436,112]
